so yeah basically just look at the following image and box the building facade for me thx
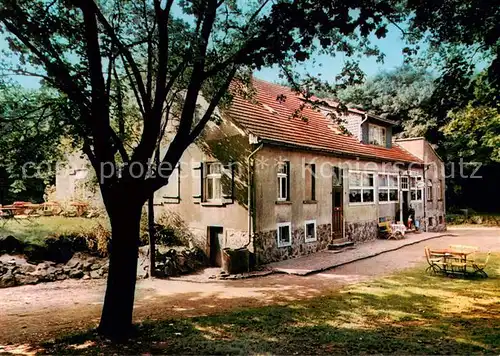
[56,78,446,265]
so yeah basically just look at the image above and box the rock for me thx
[19,263,36,274]
[0,271,16,288]
[16,274,38,285]
[90,263,100,271]
[66,256,82,269]
[82,273,91,280]
[0,263,7,276]
[0,235,23,254]
[56,274,67,280]
[82,258,96,271]
[69,270,84,279]
[100,264,109,274]
[89,270,100,279]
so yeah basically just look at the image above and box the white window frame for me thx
[205,162,222,202]
[378,173,399,204]
[277,222,292,247]
[349,170,375,205]
[304,220,317,243]
[410,176,423,202]
[368,124,386,146]
[277,162,288,201]
[401,176,409,191]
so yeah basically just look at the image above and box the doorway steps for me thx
[327,238,354,250]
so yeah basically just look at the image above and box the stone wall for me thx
[345,220,378,243]
[254,224,331,264]
[426,213,447,232]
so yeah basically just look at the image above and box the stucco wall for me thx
[154,119,251,255]
[253,146,429,254]
[396,138,447,232]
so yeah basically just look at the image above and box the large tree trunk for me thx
[98,194,143,341]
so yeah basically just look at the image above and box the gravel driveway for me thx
[0,227,498,345]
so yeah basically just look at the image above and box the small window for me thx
[410,176,423,202]
[437,179,443,200]
[304,220,317,242]
[204,162,222,201]
[305,163,316,201]
[439,216,444,224]
[349,171,375,204]
[277,161,290,201]
[401,176,409,191]
[428,217,434,227]
[277,222,292,247]
[378,173,398,203]
[368,124,386,146]
[427,180,433,202]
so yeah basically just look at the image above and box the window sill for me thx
[349,202,375,206]
[305,239,317,243]
[277,243,292,248]
[200,201,226,207]
[275,200,292,205]
[379,201,398,204]
[303,200,317,204]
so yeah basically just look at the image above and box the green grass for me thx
[0,216,109,246]
[43,253,500,354]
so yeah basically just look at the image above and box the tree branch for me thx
[88,0,150,113]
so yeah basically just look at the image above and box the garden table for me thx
[429,248,474,274]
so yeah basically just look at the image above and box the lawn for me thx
[0,216,109,246]
[43,253,500,354]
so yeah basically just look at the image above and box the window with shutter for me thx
[204,162,222,202]
[192,163,203,203]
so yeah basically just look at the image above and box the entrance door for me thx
[332,167,344,239]
[208,226,223,267]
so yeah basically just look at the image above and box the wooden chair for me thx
[469,251,491,277]
[425,247,446,274]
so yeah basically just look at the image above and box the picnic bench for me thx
[425,245,491,277]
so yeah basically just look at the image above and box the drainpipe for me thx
[245,143,264,247]
[359,114,368,142]
[423,164,431,232]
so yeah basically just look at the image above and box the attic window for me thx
[368,124,386,146]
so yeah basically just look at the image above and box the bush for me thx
[139,211,193,247]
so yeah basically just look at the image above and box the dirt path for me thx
[1,228,498,345]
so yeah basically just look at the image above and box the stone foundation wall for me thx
[426,213,447,232]
[345,220,378,243]
[254,224,331,264]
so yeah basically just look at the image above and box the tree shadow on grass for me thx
[40,284,500,354]
[10,255,500,355]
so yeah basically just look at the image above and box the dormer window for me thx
[369,124,386,146]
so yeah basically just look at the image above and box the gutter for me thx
[423,163,431,232]
[245,143,263,247]
[260,138,423,166]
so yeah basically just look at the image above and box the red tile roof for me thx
[225,78,422,163]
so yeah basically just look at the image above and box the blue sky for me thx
[255,25,409,84]
[1,24,408,89]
